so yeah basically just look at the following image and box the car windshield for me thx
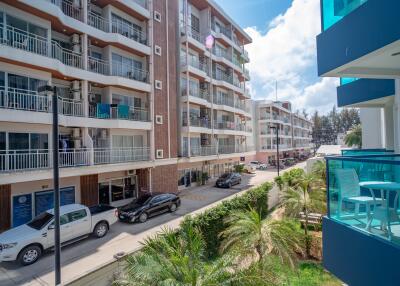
[220,173,231,179]
[135,195,152,205]
[27,212,54,230]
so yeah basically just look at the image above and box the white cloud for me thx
[244,0,338,114]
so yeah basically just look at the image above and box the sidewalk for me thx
[0,163,305,286]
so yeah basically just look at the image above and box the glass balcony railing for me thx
[89,104,149,122]
[340,77,359,85]
[322,0,368,31]
[341,149,395,156]
[327,154,400,246]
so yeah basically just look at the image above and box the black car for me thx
[215,173,241,188]
[117,193,181,223]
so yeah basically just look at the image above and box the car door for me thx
[68,209,91,238]
[148,196,163,216]
[158,195,172,212]
[46,214,73,247]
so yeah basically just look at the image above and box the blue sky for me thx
[214,0,338,115]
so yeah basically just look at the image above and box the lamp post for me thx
[39,85,61,285]
[269,125,280,176]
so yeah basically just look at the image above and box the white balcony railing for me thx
[51,40,83,69]
[189,145,218,157]
[111,18,147,45]
[88,56,110,75]
[0,147,150,172]
[88,11,110,32]
[0,87,51,112]
[3,24,48,56]
[112,62,149,82]
[58,97,85,117]
[181,56,208,73]
[49,0,83,21]
[89,104,149,122]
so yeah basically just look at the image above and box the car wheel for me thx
[138,212,148,223]
[169,203,177,212]
[93,222,109,238]
[18,245,42,266]
[228,183,232,188]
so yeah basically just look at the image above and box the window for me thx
[154,11,161,22]
[154,45,162,56]
[191,15,200,32]
[111,13,144,43]
[99,176,137,205]
[69,209,87,221]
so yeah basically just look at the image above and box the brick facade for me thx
[152,164,178,193]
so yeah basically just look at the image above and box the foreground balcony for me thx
[0,147,150,173]
[182,144,254,158]
[325,154,400,286]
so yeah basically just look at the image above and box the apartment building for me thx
[0,0,179,232]
[253,100,313,164]
[177,0,255,189]
[317,1,400,285]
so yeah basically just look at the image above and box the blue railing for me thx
[326,154,400,246]
[341,149,395,156]
[340,77,358,85]
[321,0,368,31]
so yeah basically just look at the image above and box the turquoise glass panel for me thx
[342,149,394,156]
[340,77,359,85]
[327,155,400,247]
[322,0,369,31]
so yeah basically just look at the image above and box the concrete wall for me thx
[360,107,385,149]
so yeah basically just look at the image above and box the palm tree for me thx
[114,223,233,286]
[280,173,326,257]
[344,124,362,148]
[311,160,326,184]
[219,208,303,268]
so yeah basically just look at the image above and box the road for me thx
[0,162,305,286]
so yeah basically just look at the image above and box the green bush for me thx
[181,182,272,258]
[234,164,245,173]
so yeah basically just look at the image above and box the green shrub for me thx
[181,182,272,258]
[234,164,245,173]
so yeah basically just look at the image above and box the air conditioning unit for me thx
[71,80,80,91]
[127,170,136,176]
[72,44,81,53]
[71,34,80,44]
[72,91,80,100]
[72,0,80,9]
[101,130,107,139]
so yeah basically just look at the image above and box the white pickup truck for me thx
[0,204,118,266]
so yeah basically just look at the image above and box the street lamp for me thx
[269,124,280,176]
[38,85,61,285]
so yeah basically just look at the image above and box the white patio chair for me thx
[335,169,382,222]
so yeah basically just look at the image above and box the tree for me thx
[311,160,327,185]
[280,173,326,257]
[114,223,233,286]
[344,124,362,148]
[219,208,303,268]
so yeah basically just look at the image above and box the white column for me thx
[81,34,88,70]
[360,107,384,149]
[384,101,394,150]
[81,80,89,117]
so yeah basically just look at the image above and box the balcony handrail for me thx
[111,18,147,45]
[0,147,150,172]
[88,11,110,33]
[51,40,83,69]
[111,61,149,83]
[49,0,83,21]
[57,96,85,117]
[89,103,149,122]
[88,56,110,75]
[0,87,51,113]
[2,24,49,56]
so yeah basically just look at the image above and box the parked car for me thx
[118,193,181,223]
[215,173,242,188]
[0,204,117,266]
[249,161,268,170]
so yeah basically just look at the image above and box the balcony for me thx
[341,148,394,156]
[324,154,400,285]
[0,87,84,117]
[211,22,232,40]
[181,87,210,103]
[1,25,149,84]
[89,104,149,122]
[317,0,400,78]
[0,147,150,173]
[337,78,395,108]
[48,0,83,22]
[187,145,218,157]
[182,116,211,129]
[181,56,208,74]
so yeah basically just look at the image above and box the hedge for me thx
[181,182,272,258]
